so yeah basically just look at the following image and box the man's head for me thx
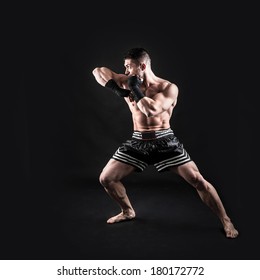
[123,47,151,78]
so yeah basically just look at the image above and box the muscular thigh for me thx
[170,161,200,183]
[101,159,136,181]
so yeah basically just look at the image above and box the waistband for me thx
[132,128,174,140]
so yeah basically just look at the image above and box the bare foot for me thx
[223,220,239,238]
[107,210,136,224]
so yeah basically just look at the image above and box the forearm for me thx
[128,76,160,117]
[92,67,130,97]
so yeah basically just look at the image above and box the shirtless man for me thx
[92,47,239,238]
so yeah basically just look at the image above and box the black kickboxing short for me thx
[112,128,192,172]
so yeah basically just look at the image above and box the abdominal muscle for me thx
[130,105,172,131]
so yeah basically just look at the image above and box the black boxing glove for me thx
[105,79,130,97]
[127,75,145,103]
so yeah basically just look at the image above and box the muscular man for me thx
[92,47,239,238]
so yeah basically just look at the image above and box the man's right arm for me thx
[92,67,130,97]
[92,67,114,86]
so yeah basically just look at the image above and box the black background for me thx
[2,3,258,260]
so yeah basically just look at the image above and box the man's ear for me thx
[140,63,146,71]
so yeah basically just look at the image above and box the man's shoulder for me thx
[158,78,178,92]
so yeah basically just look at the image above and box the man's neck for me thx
[143,70,157,87]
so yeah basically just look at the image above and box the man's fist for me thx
[127,75,145,103]
[127,75,142,88]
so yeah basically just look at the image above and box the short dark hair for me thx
[124,47,151,65]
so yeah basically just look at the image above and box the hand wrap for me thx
[127,76,145,103]
[105,79,130,97]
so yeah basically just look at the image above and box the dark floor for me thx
[1,169,257,261]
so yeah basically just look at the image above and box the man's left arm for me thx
[128,76,178,117]
[137,91,177,117]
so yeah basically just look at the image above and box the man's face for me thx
[124,59,144,79]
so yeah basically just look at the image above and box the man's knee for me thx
[99,171,109,187]
[99,171,116,189]
[189,172,208,191]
